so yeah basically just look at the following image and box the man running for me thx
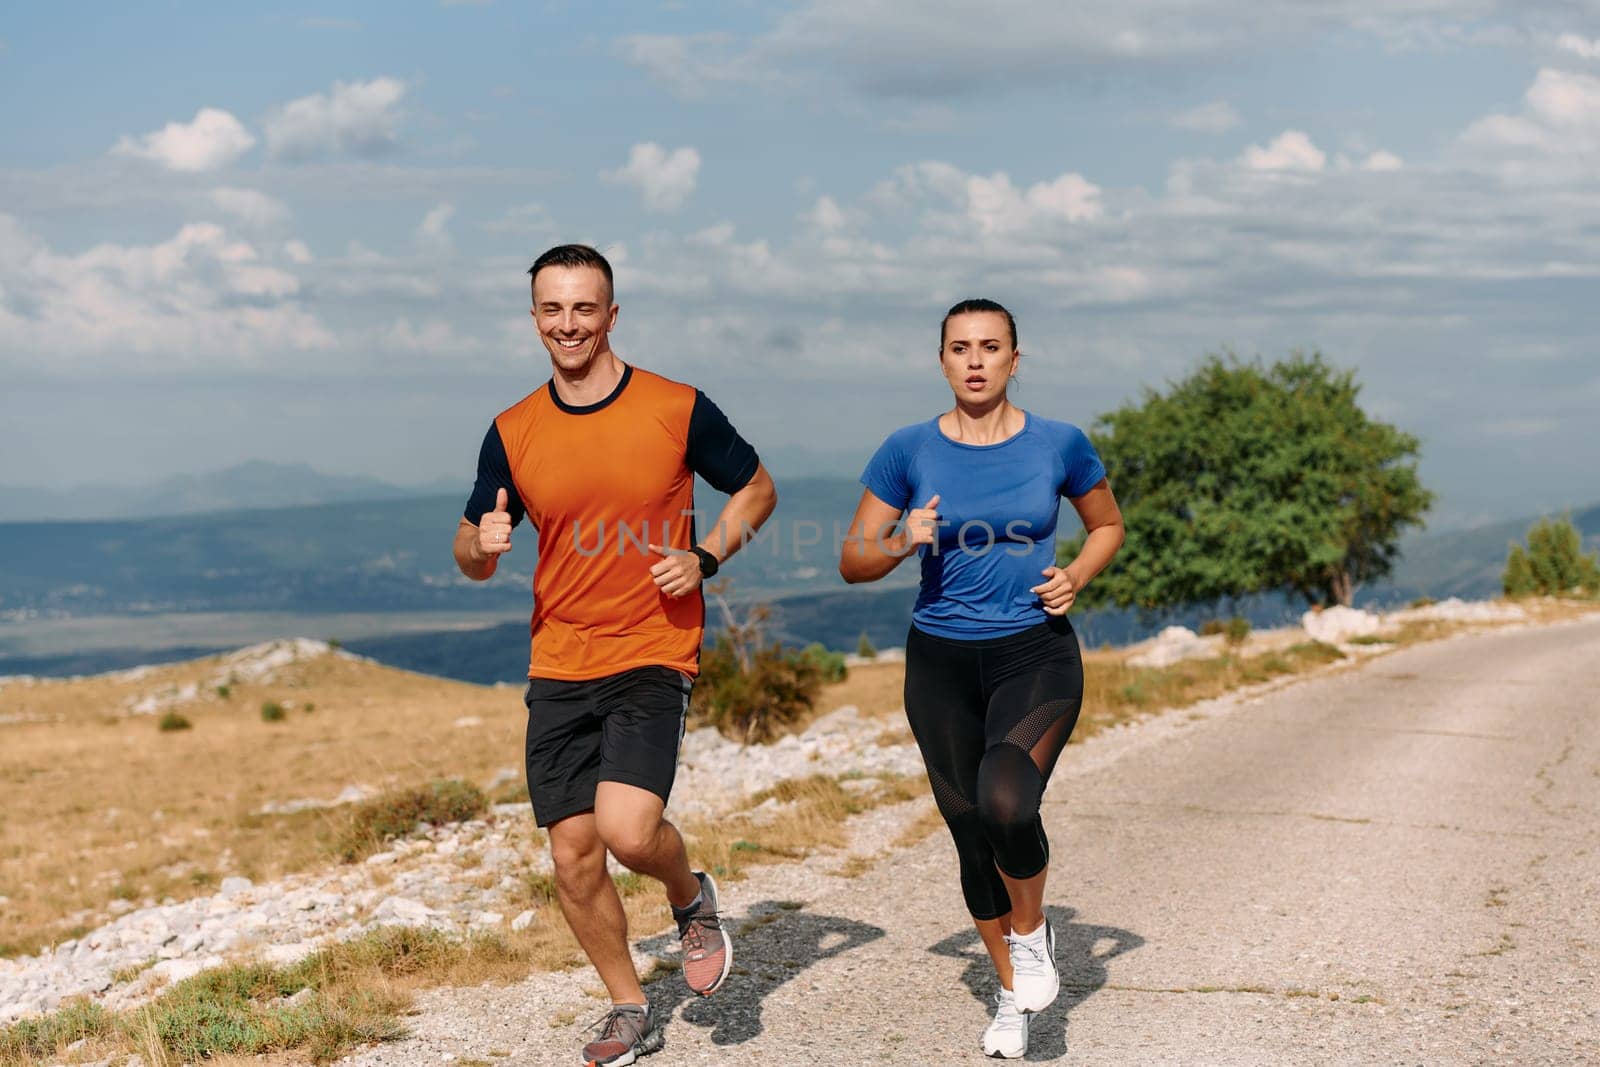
[454,243,778,1066]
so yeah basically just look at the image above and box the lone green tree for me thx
[1061,351,1433,610]
[1503,516,1600,597]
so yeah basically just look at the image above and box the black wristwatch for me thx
[690,546,719,579]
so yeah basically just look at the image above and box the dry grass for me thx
[0,651,525,959]
[678,773,927,885]
[816,659,905,719]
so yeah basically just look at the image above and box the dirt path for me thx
[341,616,1600,1065]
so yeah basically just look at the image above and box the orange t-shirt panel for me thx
[495,368,707,682]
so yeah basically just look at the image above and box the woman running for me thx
[839,298,1124,1058]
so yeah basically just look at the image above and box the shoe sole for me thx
[587,1026,665,1067]
[685,872,733,996]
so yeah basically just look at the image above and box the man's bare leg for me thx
[546,811,646,1005]
[593,780,701,907]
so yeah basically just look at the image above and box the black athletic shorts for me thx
[522,665,693,827]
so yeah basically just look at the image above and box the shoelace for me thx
[1006,932,1051,978]
[991,993,1026,1034]
[679,910,721,953]
[588,1006,646,1044]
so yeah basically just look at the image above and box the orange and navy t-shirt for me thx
[463,365,759,682]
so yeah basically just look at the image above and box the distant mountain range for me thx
[0,476,1593,682]
[0,461,461,522]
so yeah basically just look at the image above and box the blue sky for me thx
[2,1,1598,528]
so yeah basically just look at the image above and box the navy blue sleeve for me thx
[463,423,526,527]
[1058,423,1108,499]
[860,429,913,510]
[686,391,760,493]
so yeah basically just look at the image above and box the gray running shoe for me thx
[1006,918,1059,1013]
[581,1003,663,1066]
[676,871,733,996]
[981,987,1029,1058]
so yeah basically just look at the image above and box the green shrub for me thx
[855,632,877,658]
[1225,616,1251,645]
[691,636,826,744]
[1407,595,1436,609]
[1198,618,1227,637]
[337,779,487,862]
[260,701,287,723]
[1504,516,1600,597]
[0,998,113,1061]
[799,643,848,683]
[158,712,193,732]
[214,684,232,699]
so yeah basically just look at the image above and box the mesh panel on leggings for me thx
[927,764,975,816]
[1003,698,1076,753]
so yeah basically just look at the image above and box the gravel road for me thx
[343,616,1600,1065]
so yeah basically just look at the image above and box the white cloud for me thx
[1170,101,1242,133]
[804,195,847,233]
[1240,130,1327,172]
[874,161,1104,237]
[482,203,554,235]
[620,2,1570,100]
[416,203,456,252]
[966,171,1104,233]
[0,214,333,371]
[111,108,256,172]
[1361,150,1405,172]
[1555,32,1600,60]
[264,77,407,162]
[284,240,314,264]
[601,143,702,212]
[1460,67,1600,178]
[381,317,482,354]
[614,34,750,98]
[206,187,292,228]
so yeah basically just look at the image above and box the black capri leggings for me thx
[904,616,1084,920]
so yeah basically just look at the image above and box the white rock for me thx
[260,942,314,967]
[151,959,205,984]
[469,911,503,927]
[1302,606,1380,643]
[372,897,435,924]
[511,910,537,932]
[365,851,398,867]
[1128,626,1216,668]
[453,716,483,728]
[219,876,253,897]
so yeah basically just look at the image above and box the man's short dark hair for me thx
[528,244,614,300]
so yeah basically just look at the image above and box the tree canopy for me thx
[1503,516,1600,597]
[1061,351,1433,610]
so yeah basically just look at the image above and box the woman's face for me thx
[940,310,1018,404]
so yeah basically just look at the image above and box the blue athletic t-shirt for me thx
[860,412,1106,639]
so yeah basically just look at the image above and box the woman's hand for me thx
[903,494,941,551]
[1031,566,1078,616]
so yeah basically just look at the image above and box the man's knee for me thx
[595,814,662,869]
[548,819,607,896]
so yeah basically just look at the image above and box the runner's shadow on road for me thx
[929,905,1143,1061]
[637,902,884,1047]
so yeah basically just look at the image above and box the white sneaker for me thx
[981,988,1029,1058]
[1006,918,1059,1013]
